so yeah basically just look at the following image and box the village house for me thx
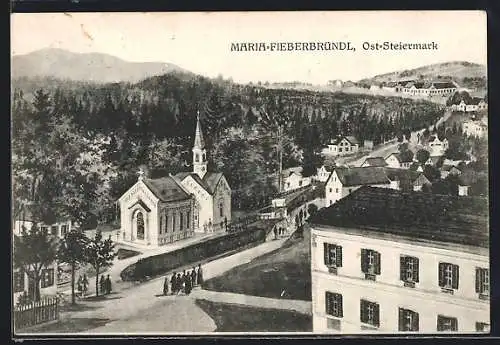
[424,156,443,167]
[451,98,488,113]
[118,114,232,246]
[309,187,489,333]
[361,157,388,168]
[283,167,312,192]
[315,165,334,183]
[426,136,449,157]
[385,153,413,169]
[325,136,360,156]
[440,165,463,179]
[462,120,488,139]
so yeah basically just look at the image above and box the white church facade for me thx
[118,113,232,247]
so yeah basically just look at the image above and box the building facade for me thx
[309,187,489,334]
[462,120,488,139]
[325,136,360,156]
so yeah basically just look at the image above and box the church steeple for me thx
[192,111,208,179]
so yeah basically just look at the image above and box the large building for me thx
[324,136,360,156]
[118,113,232,247]
[309,187,489,333]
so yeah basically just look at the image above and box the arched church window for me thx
[195,154,200,163]
[203,153,206,161]
[219,200,224,218]
[187,211,191,229]
[137,212,145,240]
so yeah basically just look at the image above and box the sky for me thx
[11,11,487,85]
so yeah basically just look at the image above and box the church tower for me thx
[192,111,208,179]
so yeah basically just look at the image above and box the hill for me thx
[11,48,191,83]
[358,61,487,89]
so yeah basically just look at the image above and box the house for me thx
[385,153,413,169]
[462,120,488,139]
[402,81,457,97]
[283,167,312,192]
[426,136,449,157]
[315,165,334,183]
[309,186,489,333]
[325,136,360,156]
[425,156,443,167]
[13,205,74,239]
[384,168,431,192]
[361,157,387,168]
[440,165,463,179]
[451,98,487,113]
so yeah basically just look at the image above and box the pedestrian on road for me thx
[190,267,197,287]
[197,264,203,287]
[184,273,192,295]
[176,273,182,295]
[100,275,106,295]
[170,272,177,294]
[181,270,187,294]
[82,274,89,297]
[105,274,112,295]
[77,279,82,299]
[273,227,278,240]
[163,276,169,295]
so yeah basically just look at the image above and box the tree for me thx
[85,230,116,297]
[307,203,319,218]
[416,149,431,165]
[57,229,89,304]
[13,225,58,301]
[423,165,441,182]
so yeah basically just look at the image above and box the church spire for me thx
[192,110,208,179]
[194,111,205,149]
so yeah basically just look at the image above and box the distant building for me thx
[328,80,344,88]
[451,98,487,113]
[361,157,388,168]
[402,81,457,97]
[315,165,334,183]
[462,120,488,139]
[309,186,489,333]
[440,165,463,179]
[426,136,449,157]
[283,167,312,192]
[385,153,413,169]
[325,136,360,156]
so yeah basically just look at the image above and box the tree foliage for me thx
[85,230,116,297]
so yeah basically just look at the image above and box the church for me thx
[118,113,232,247]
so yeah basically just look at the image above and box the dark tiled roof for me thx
[334,167,390,187]
[362,157,387,167]
[470,97,483,105]
[387,153,413,163]
[174,171,224,195]
[309,186,489,248]
[143,177,191,202]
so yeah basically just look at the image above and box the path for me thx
[191,289,312,315]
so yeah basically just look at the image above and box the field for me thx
[202,226,311,301]
[195,299,312,332]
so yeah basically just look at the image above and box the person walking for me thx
[77,276,83,299]
[82,274,89,297]
[181,270,187,294]
[100,275,106,295]
[163,275,169,295]
[197,264,203,287]
[176,273,182,295]
[105,274,112,295]
[184,272,192,295]
[170,272,177,295]
[190,267,197,287]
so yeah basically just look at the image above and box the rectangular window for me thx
[438,262,459,291]
[180,213,184,231]
[41,268,54,288]
[360,299,380,327]
[61,225,68,236]
[172,215,176,232]
[40,226,48,233]
[399,308,419,331]
[475,268,489,298]
[329,188,333,193]
[325,292,343,318]
[187,211,191,229]
[400,255,419,286]
[335,188,339,193]
[323,243,342,270]
[14,270,25,293]
[437,315,458,332]
[159,214,163,234]
[165,215,169,232]
[361,249,381,278]
[51,226,58,236]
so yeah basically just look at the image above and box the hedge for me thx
[120,226,267,282]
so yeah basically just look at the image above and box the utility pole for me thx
[278,125,283,194]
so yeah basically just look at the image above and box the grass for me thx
[203,226,311,301]
[195,299,312,332]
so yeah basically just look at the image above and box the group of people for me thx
[163,263,203,296]
[99,274,113,295]
[273,226,288,239]
[77,274,89,297]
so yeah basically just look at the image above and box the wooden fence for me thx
[14,297,59,330]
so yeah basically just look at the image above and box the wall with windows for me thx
[13,262,58,303]
[13,220,73,239]
[311,227,489,333]
[325,172,390,207]
[156,198,195,246]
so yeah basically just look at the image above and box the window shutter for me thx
[413,311,419,331]
[325,292,331,314]
[360,300,366,323]
[413,258,419,283]
[452,264,459,289]
[374,251,381,275]
[324,243,329,265]
[437,315,443,331]
[398,308,405,331]
[373,303,380,327]
[336,246,343,267]
[361,249,368,273]
[475,268,481,293]
[438,263,445,287]
[400,256,406,281]
[452,318,458,331]
[338,294,343,318]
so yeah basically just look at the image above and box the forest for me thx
[11,72,446,226]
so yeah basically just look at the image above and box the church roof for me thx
[142,177,191,202]
[175,171,224,195]
[194,115,205,149]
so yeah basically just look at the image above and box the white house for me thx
[426,136,449,157]
[325,136,360,156]
[309,187,489,334]
[452,98,487,113]
[402,81,457,97]
[315,165,334,183]
[283,167,311,192]
[462,121,488,139]
[361,157,388,168]
[385,153,413,169]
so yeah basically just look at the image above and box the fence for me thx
[14,297,59,330]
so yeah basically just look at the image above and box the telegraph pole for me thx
[278,125,283,193]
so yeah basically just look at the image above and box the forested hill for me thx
[12,72,445,222]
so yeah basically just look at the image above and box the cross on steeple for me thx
[137,168,145,181]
